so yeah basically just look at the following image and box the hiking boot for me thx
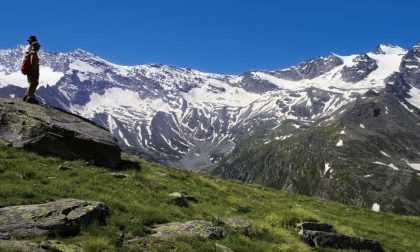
[26,96,40,104]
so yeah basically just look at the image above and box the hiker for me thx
[22,35,41,104]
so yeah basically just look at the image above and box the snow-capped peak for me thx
[374,44,406,55]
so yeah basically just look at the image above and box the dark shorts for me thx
[27,70,39,87]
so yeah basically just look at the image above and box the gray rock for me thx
[111,172,129,179]
[150,220,226,240]
[0,239,43,252]
[0,231,10,240]
[216,242,234,252]
[58,164,72,171]
[296,222,333,232]
[299,230,384,252]
[154,172,167,177]
[217,216,251,228]
[168,192,197,207]
[116,230,125,247]
[40,240,82,252]
[0,98,121,168]
[0,199,108,237]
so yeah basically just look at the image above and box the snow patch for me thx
[374,161,399,170]
[372,203,380,212]
[336,139,343,146]
[407,87,420,110]
[380,151,390,157]
[324,163,331,174]
[378,44,406,55]
[407,163,420,171]
[69,60,102,73]
[360,124,365,128]
[292,124,300,129]
[340,130,345,135]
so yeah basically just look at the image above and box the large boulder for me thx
[0,199,108,237]
[0,98,121,168]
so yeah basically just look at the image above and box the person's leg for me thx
[28,82,38,97]
[26,71,40,104]
[23,73,32,101]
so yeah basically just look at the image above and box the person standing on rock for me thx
[22,35,41,104]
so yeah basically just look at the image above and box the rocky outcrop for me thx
[0,199,108,237]
[0,98,121,168]
[215,216,251,229]
[0,239,44,252]
[299,230,384,252]
[216,243,234,252]
[149,220,226,240]
[125,220,226,250]
[273,54,343,81]
[296,222,333,232]
[341,54,378,83]
[0,239,82,252]
[297,222,384,252]
[400,42,420,88]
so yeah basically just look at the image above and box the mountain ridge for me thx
[1,43,418,170]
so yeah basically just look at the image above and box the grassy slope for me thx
[1,145,420,252]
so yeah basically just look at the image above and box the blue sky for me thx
[1,0,418,74]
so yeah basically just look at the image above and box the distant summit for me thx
[374,43,406,55]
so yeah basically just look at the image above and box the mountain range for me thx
[1,42,419,214]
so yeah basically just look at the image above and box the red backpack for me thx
[20,54,31,75]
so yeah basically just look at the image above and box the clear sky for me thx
[1,0,418,74]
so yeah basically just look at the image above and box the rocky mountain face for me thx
[1,43,417,171]
[209,43,420,215]
[211,93,420,215]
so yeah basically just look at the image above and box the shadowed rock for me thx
[168,192,198,207]
[299,230,384,252]
[0,98,121,168]
[296,222,333,232]
[0,199,108,237]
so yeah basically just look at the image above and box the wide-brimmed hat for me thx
[27,35,37,42]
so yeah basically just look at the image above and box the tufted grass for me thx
[1,144,420,251]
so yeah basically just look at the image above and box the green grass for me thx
[1,145,420,251]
